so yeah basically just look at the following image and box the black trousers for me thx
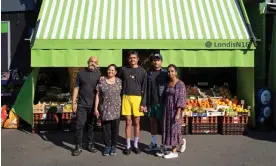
[102,118,120,147]
[75,105,95,146]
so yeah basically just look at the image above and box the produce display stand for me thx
[10,0,256,135]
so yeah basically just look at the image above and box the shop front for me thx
[12,0,256,131]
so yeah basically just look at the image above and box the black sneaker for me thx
[72,145,82,156]
[103,147,111,156]
[123,148,131,155]
[133,147,141,154]
[87,144,97,153]
[110,146,116,156]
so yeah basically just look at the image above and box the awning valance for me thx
[32,0,254,50]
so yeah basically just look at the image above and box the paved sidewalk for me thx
[2,121,276,166]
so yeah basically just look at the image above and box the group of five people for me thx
[71,50,187,159]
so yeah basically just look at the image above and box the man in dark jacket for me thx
[145,53,168,152]
[71,56,101,156]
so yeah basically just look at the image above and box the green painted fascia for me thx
[31,39,256,50]
[1,22,9,33]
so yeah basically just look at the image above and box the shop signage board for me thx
[1,21,11,71]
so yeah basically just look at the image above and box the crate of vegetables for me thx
[33,102,46,114]
[191,116,218,135]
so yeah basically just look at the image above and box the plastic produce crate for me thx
[181,116,189,135]
[191,116,218,135]
[219,116,248,135]
[33,112,59,133]
[61,112,76,132]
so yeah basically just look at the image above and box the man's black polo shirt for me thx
[75,68,101,107]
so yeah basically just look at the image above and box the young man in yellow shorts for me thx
[119,51,147,155]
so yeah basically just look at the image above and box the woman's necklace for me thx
[106,78,115,84]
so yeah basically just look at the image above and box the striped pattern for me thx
[35,0,250,40]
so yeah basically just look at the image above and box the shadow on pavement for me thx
[28,127,155,156]
[244,127,276,143]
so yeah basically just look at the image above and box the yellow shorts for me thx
[122,95,144,117]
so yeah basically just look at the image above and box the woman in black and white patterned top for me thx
[94,64,122,156]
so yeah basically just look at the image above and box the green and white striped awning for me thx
[33,0,253,49]
[31,0,255,67]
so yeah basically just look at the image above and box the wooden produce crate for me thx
[33,112,59,133]
[219,116,248,135]
[61,112,76,132]
[191,116,218,135]
[33,102,46,114]
[181,116,189,135]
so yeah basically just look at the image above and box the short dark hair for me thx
[107,64,117,71]
[168,64,178,72]
[128,50,139,58]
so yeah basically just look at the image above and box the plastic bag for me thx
[3,109,19,129]
[1,105,8,127]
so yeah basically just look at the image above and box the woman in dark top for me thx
[158,64,187,159]
[94,64,122,156]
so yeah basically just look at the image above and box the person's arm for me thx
[72,73,80,112]
[140,70,148,107]
[146,71,151,108]
[94,89,100,118]
[175,81,186,120]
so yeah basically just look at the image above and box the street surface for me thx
[2,121,276,166]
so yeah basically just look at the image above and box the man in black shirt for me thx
[72,56,101,156]
[145,54,168,152]
[120,51,147,155]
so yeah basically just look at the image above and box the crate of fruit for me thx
[33,102,46,114]
[62,104,73,113]
[191,116,218,135]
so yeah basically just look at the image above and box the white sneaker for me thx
[180,138,186,153]
[163,152,178,159]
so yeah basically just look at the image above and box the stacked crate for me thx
[191,116,218,135]
[61,105,76,131]
[220,116,248,135]
[33,103,59,133]
[181,116,189,135]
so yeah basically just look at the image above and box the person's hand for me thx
[94,110,100,118]
[139,106,145,112]
[72,103,77,113]
[100,76,105,81]
[143,107,148,113]
[175,111,181,123]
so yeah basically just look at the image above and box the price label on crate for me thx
[56,105,62,113]
[241,100,245,105]
[41,113,47,120]
[233,117,239,123]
